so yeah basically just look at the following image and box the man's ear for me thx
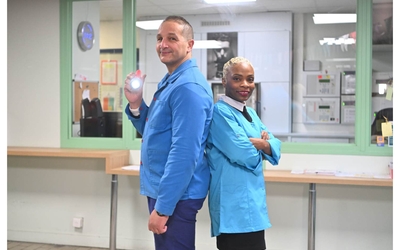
[222,78,226,87]
[187,39,194,52]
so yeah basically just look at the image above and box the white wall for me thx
[7,1,394,250]
[7,0,60,147]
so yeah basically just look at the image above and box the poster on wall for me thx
[207,32,238,80]
[101,60,118,85]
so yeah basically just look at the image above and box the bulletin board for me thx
[73,81,99,123]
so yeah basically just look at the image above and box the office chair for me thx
[371,107,393,136]
[80,97,105,137]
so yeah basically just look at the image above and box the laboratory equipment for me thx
[303,97,340,124]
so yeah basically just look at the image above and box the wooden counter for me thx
[8,147,392,187]
[7,146,130,173]
[106,166,140,176]
[106,168,392,187]
[264,170,392,186]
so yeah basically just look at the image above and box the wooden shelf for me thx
[7,146,130,173]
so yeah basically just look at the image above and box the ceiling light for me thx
[136,20,163,30]
[204,0,256,4]
[319,37,356,46]
[313,14,356,24]
[193,40,226,49]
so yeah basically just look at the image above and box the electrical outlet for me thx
[73,217,84,228]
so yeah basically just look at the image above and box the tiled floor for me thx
[7,241,108,250]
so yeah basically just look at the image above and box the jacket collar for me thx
[219,95,246,112]
[159,59,197,88]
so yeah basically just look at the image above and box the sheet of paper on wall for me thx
[82,89,90,100]
[381,121,393,137]
[385,85,393,100]
[74,73,88,81]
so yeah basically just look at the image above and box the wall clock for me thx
[77,21,95,51]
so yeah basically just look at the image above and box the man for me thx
[123,16,213,250]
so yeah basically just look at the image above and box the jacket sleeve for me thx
[253,111,281,166]
[261,136,281,166]
[209,104,262,172]
[124,100,149,135]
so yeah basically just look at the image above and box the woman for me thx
[206,57,281,250]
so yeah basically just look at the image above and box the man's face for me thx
[223,62,255,103]
[156,21,193,73]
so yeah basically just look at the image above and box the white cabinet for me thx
[243,31,292,134]
[243,31,291,82]
[260,82,291,133]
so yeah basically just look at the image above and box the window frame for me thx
[60,0,393,156]
[60,0,140,150]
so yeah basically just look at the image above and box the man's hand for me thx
[124,70,147,109]
[148,209,169,235]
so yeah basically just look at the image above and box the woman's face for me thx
[223,62,255,103]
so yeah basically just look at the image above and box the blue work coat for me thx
[125,59,213,216]
[206,100,281,237]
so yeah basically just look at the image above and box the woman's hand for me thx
[261,130,270,140]
[249,130,272,155]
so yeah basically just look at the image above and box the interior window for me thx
[371,1,393,146]
[72,0,123,139]
[289,10,357,143]
[61,0,392,156]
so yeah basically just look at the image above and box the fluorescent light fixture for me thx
[319,37,356,46]
[136,20,163,30]
[193,40,225,49]
[313,14,356,24]
[326,58,356,62]
[204,0,256,4]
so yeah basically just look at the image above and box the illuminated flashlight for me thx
[129,70,143,92]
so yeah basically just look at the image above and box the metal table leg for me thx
[110,174,118,250]
[308,183,316,250]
